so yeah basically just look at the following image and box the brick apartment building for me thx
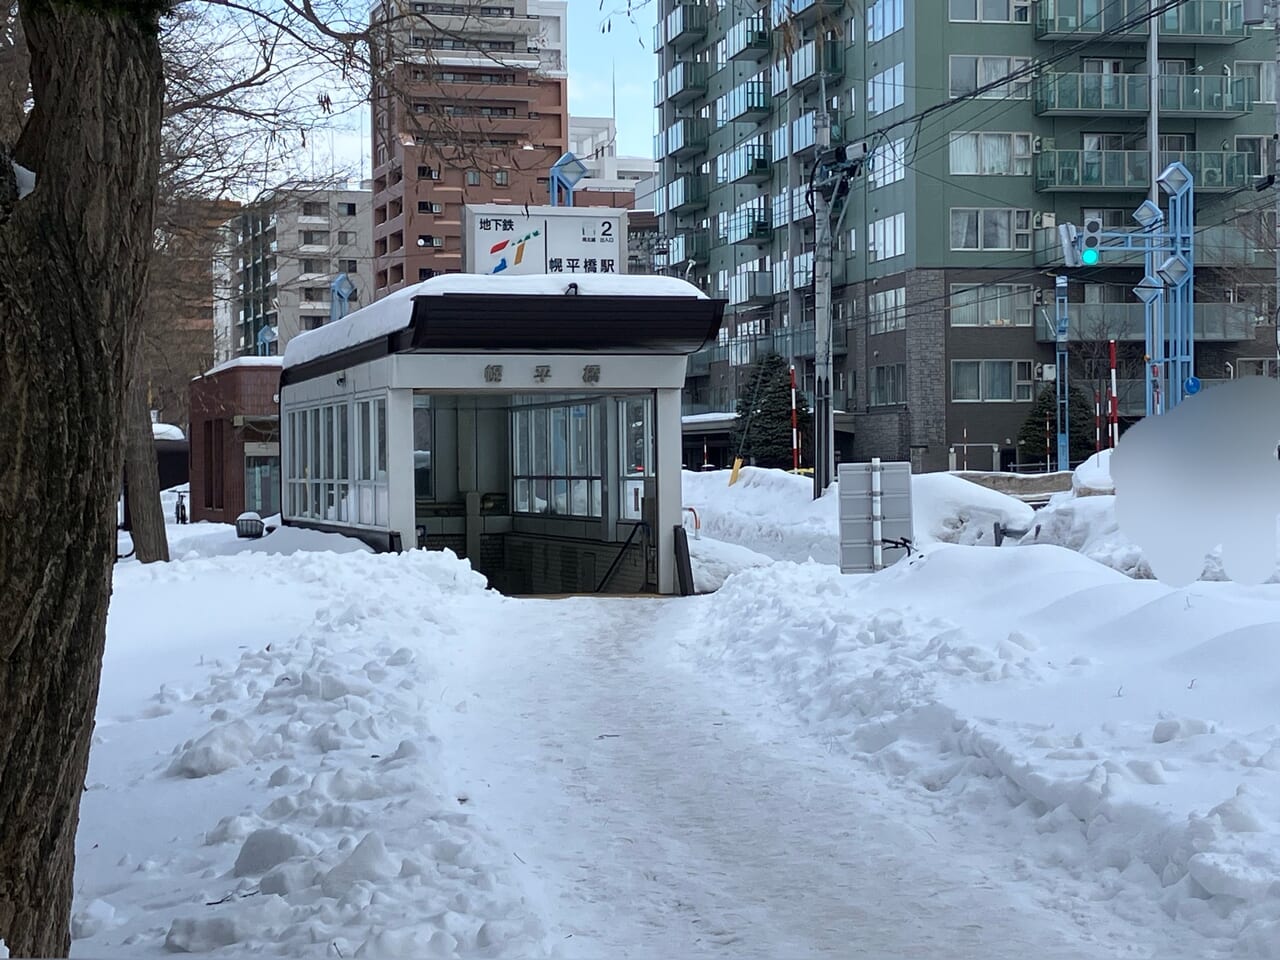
[368,0,570,296]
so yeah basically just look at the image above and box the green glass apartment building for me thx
[655,0,1276,471]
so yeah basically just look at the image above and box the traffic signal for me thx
[1081,217,1103,265]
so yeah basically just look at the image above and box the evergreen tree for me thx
[1019,385,1098,466]
[732,353,813,468]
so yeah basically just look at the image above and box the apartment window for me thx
[949,284,1034,327]
[950,0,1030,21]
[949,132,1033,175]
[419,268,435,281]
[337,231,356,244]
[950,56,1031,99]
[303,316,326,331]
[1238,136,1268,174]
[868,0,904,41]
[950,208,1033,251]
[870,363,907,406]
[870,138,906,188]
[869,212,906,261]
[952,360,1035,402]
[299,230,328,246]
[1235,61,1277,103]
[301,287,326,301]
[466,170,481,186]
[511,401,603,518]
[1082,207,1129,228]
[868,287,907,334]
[868,63,905,115]
[340,259,358,273]
[301,258,324,274]
[418,200,432,213]
[338,202,358,216]
[495,171,509,186]
[301,201,326,217]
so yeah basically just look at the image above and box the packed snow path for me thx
[433,595,1191,959]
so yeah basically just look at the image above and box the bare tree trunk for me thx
[122,349,170,562]
[0,2,163,955]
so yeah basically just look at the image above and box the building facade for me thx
[213,181,375,362]
[367,0,570,297]
[655,0,1275,472]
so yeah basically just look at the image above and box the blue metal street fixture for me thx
[1061,162,1196,418]
[1054,275,1070,471]
[549,152,588,207]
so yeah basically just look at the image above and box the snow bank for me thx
[686,535,774,593]
[1072,450,1115,496]
[680,544,1280,955]
[681,466,1034,563]
[284,273,707,369]
[1025,452,1280,582]
[80,549,548,958]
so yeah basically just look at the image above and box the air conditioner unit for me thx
[1032,137,1043,154]
[1034,212,1057,228]
[430,202,443,214]
[1039,363,1057,381]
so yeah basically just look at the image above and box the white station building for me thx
[278,274,726,595]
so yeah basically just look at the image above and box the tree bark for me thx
[123,346,170,562]
[0,2,163,955]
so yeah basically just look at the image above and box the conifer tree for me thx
[732,352,813,469]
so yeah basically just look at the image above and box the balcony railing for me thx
[724,79,770,121]
[770,0,841,25]
[726,15,770,61]
[1034,73,1252,117]
[665,60,709,104]
[667,229,711,265]
[665,2,707,50]
[667,117,710,158]
[668,174,709,213]
[1034,303,1262,342]
[726,207,772,245]
[1034,150,1257,192]
[729,144,771,183]
[1113,377,1231,415]
[1033,0,1247,42]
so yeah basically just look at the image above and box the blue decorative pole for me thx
[1054,275,1070,472]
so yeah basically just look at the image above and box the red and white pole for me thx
[1108,339,1120,447]
[789,364,799,471]
[1094,390,1101,453]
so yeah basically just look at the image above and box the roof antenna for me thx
[565,282,579,295]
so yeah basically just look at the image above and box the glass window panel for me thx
[984,360,1014,400]
[950,209,978,249]
[589,479,602,517]
[310,409,321,479]
[515,478,530,513]
[953,361,981,400]
[551,407,568,475]
[337,405,349,480]
[589,404,602,473]
[950,133,978,174]
[981,0,1008,19]
[323,406,334,479]
[533,478,549,513]
[515,409,530,475]
[950,0,977,17]
[376,399,387,477]
[570,479,588,516]
[359,402,372,480]
[951,56,977,97]
[376,486,389,526]
[552,479,569,515]
[337,483,350,522]
[570,405,589,475]
[981,208,1011,248]
[533,408,549,474]
[413,395,432,500]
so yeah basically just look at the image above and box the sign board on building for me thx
[463,203,628,277]
[838,459,914,574]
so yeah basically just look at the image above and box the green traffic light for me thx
[1081,248,1099,265]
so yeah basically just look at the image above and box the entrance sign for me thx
[463,204,628,276]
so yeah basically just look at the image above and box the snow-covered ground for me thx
[73,473,1280,958]
[681,466,1033,563]
[1025,452,1280,582]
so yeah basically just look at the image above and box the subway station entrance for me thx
[278,275,726,596]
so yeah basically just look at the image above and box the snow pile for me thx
[686,535,774,593]
[1025,452,1280,582]
[1072,450,1115,496]
[680,543,1280,955]
[681,466,1034,563]
[152,422,185,442]
[78,549,547,958]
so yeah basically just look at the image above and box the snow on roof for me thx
[199,355,285,379]
[152,423,185,441]
[283,273,711,370]
[682,412,739,425]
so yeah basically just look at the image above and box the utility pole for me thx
[1147,0,1160,206]
[813,74,834,499]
